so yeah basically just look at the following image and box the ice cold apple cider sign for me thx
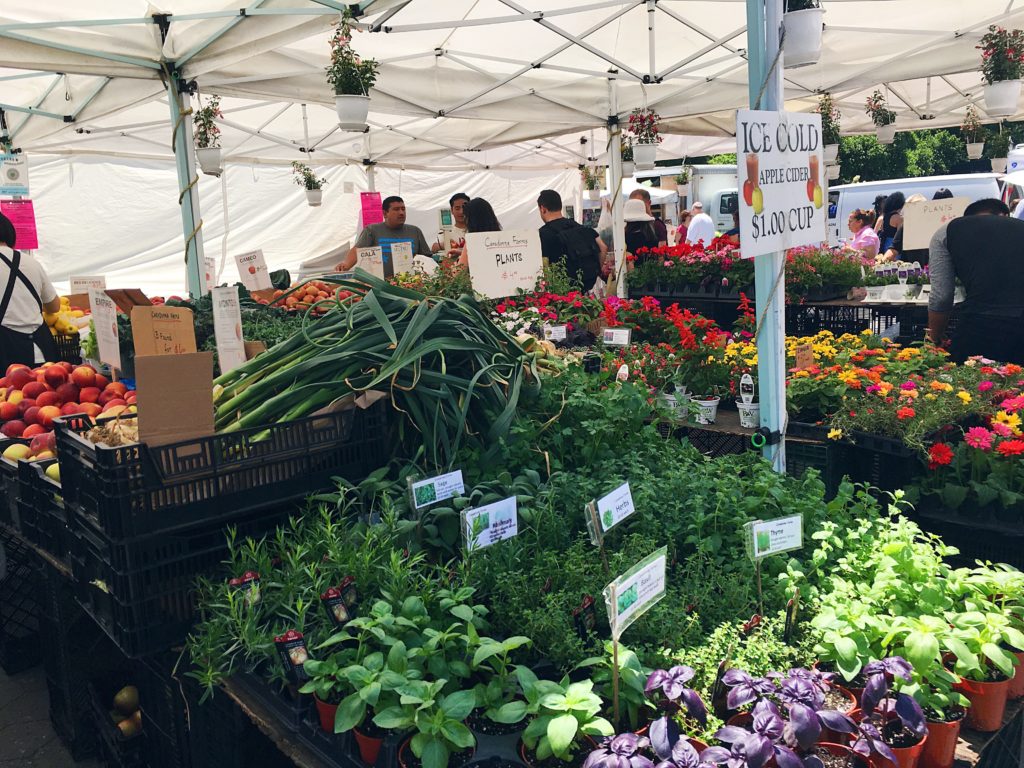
[735,110,827,259]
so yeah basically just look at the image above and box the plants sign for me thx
[409,469,465,510]
[735,110,826,259]
[902,197,969,250]
[462,496,518,552]
[603,547,667,639]
[465,229,543,299]
[746,514,803,560]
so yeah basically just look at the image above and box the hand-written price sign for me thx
[70,276,106,293]
[736,109,826,259]
[235,249,272,291]
[390,241,415,275]
[902,197,969,250]
[212,285,248,374]
[465,230,543,299]
[356,246,385,279]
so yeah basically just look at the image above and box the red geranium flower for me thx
[928,442,954,469]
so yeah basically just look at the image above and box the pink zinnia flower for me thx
[978,381,994,392]
[965,426,994,451]
[866,384,881,394]
[900,381,917,391]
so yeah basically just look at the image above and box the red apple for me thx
[1,420,25,438]
[0,402,18,422]
[36,391,62,408]
[23,406,40,425]
[743,179,754,207]
[105,382,128,398]
[22,381,49,400]
[79,387,101,404]
[79,403,102,419]
[98,390,120,406]
[58,362,74,373]
[71,366,96,388]
[43,367,67,388]
[5,363,28,378]
[8,368,33,390]
[54,383,80,404]
[94,374,109,389]
[29,431,56,455]
[22,423,46,439]
[37,406,61,429]
[18,399,36,416]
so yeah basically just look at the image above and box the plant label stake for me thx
[603,547,668,728]
[603,327,632,346]
[409,469,465,510]
[745,515,803,614]
[739,373,755,405]
[543,324,567,342]
[584,502,611,576]
[794,344,814,371]
[461,496,518,553]
[586,481,636,575]
[784,588,800,644]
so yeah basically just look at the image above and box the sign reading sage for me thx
[462,496,518,552]
[603,546,667,639]
[409,469,465,510]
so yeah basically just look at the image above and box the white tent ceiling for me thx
[2,1,1024,170]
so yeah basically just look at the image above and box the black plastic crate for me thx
[134,653,190,768]
[231,671,310,733]
[911,512,1024,570]
[0,437,28,532]
[785,304,874,336]
[836,441,924,494]
[69,504,293,657]
[54,400,389,541]
[784,438,843,500]
[18,459,68,565]
[0,528,40,674]
[53,332,82,365]
[88,670,147,768]
[680,426,753,457]
[977,703,1023,768]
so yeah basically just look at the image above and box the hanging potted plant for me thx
[818,92,841,164]
[193,94,223,177]
[674,168,691,199]
[327,9,380,131]
[582,166,601,200]
[866,90,897,144]
[292,161,328,206]
[979,25,1024,118]
[783,0,826,68]
[621,139,636,178]
[986,129,1011,172]
[628,107,662,170]
[962,105,986,159]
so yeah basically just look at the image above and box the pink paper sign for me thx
[0,199,38,250]
[360,192,383,227]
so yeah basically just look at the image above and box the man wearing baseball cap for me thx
[685,202,715,246]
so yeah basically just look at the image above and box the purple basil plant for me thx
[850,657,927,765]
[721,670,777,711]
[584,733,718,768]
[645,667,709,762]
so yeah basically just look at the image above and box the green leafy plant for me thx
[193,94,222,149]
[961,105,984,144]
[469,635,533,724]
[986,130,1012,158]
[574,642,651,729]
[521,677,614,762]
[374,680,477,768]
[292,161,327,190]
[817,93,841,145]
[978,25,1024,84]
[327,9,380,95]
[865,90,896,127]
[674,169,691,185]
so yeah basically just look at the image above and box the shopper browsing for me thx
[0,213,61,370]
[623,198,660,262]
[537,189,607,293]
[457,197,503,268]
[628,189,667,246]
[433,192,469,257]
[337,195,433,274]
[685,202,715,245]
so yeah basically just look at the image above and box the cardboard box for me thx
[131,306,198,357]
[135,352,214,446]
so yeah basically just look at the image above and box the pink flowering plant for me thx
[627,107,663,145]
[785,245,867,300]
[978,26,1024,84]
[629,240,752,293]
[327,9,379,95]
[193,94,222,149]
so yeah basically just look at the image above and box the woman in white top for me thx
[0,213,60,370]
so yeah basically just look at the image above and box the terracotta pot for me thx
[821,685,859,744]
[1009,651,1024,699]
[688,738,708,754]
[921,715,962,768]
[879,730,927,768]
[355,726,386,766]
[955,676,1009,732]
[314,695,339,733]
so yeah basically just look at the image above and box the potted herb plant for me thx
[576,643,653,732]
[735,372,759,430]
[945,608,1023,731]
[193,94,223,176]
[853,658,929,768]
[866,90,897,144]
[979,25,1024,117]
[292,161,328,206]
[375,679,477,768]
[327,9,380,131]
[583,167,602,200]
[680,355,729,425]
[466,635,533,758]
[783,0,825,68]
[962,105,986,159]
[520,677,614,765]
[911,673,969,768]
[674,168,691,199]
[621,139,636,178]
[817,92,841,164]
[628,108,662,170]
[985,130,1012,172]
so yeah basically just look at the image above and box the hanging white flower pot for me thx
[823,144,839,164]
[991,157,1008,173]
[984,80,1021,118]
[875,123,897,144]
[305,188,323,207]
[782,7,825,68]
[827,164,841,181]
[195,147,222,177]
[633,142,658,170]
[737,401,760,429]
[966,142,986,160]
[335,94,370,131]
[621,160,635,178]
[586,189,601,200]
[676,183,691,199]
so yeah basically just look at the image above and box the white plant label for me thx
[543,324,567,342]
[89,289,121,371]
[70,276,106,294]
[462,496,518,552]
[390,241,415,275]
[204,257,217,294]
[603,328,632,346]
[603,547,667,639]
[211,286,247,374]
[739,373,755,405]
[410,470,465,510]
[747,514,803,560]
[356,246,385,279]
[595,482,636,533]
[235,249,272,291]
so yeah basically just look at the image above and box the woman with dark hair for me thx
[0,213,60,370]
[879,191,906,252]
[872,194,888,233]
[458,198,502,267]
[846,208,880,259]
[932,188,953,200]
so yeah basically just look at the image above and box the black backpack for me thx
[555,222,601,290]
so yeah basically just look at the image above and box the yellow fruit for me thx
[71,310,84,318]
[752,187,764,215]
[113,686,140,716]
[45,463,60,483]
[32,450,55,461]
[2,444,31,461]
[813,185,823,209]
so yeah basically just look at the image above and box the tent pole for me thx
[746,0,786,473]
[608,77,626,298]
[166,71,206,298]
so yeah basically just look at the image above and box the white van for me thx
[826,173,1001,245]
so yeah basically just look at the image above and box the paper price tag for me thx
[594,482,635,534]
[603,547,667,639]
[794,343,814,370]
[356,246,385,279]
[543,324,567,341]
[235,249,272,291]
[390,241,415,275]
[603,328,632,346]
[204,257,217,294]
[462,496,518,552]
[212,285,248,374]
[70,276,106,294]
[89,289,121,371]
[409,470,465,510]
[746,514,803,560]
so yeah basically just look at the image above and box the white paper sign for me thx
[462,496,518,552]
[902,197,969,250]
[465,229,543,299]
[543,324,567,341]
[747,514,803,559]
[603,328,632,346]
[735,109,826,259]
[356,246,385,279]
[410,470,465,510]
[235,249,272,291]
[603,547,667,638]
[596,482,636,533]
[0,154,29,196]
[70,276,106,293]
[390,241,415,275]
[211,286,247,374]
[204,257,217,294]
[89,289,121,371]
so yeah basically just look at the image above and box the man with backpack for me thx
[536,189,607,293]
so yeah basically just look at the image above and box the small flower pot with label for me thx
[335,93,370,131]
[967,142,986,160]
[633,142,658,170]
[196,147,222,177]
[306,188,323,207]
[692,396,721,425]
[921,708,965,768]
[955,674,1010,732]
[984,79,1022,118]
[876,124,897,144]
[737,401,760,429]
[782,7,825,67]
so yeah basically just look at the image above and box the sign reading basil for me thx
[462,496,518,552]
[603,547,667,638]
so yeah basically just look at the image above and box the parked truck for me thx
[634,164,738,231]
